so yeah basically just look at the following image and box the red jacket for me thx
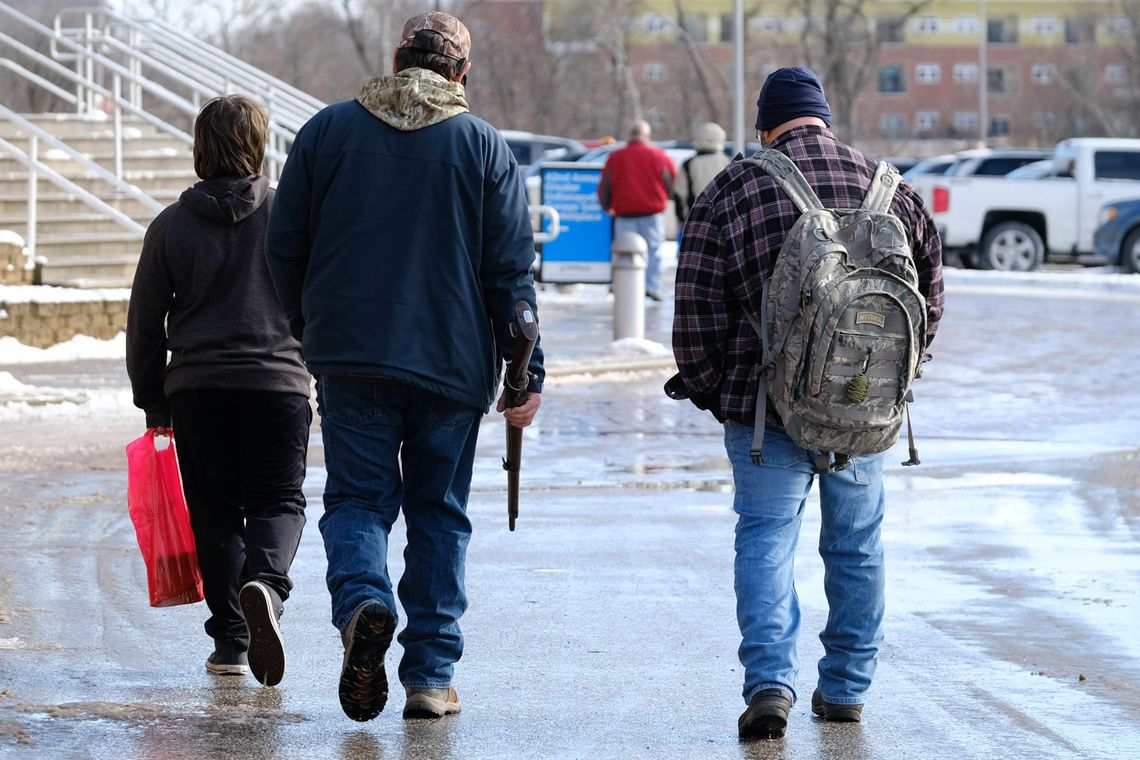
[598,141,677,216]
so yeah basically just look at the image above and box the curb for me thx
[545,354,676,378]
[944,267,1140,296]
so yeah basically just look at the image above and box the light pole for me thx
[733,0,746,155]
[978,0,988,145]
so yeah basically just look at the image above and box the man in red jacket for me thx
[598,119,677,301]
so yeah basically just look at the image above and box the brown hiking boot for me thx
[403,686,461,719]
[338,601,396,722]
[738,688,793,740]
[811,688,864,722]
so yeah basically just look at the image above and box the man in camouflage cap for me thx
[267,9,543,723]
[398,10,471,62]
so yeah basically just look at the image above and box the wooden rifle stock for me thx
[502,300,539,531]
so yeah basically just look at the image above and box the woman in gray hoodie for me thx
[126,95,311,687]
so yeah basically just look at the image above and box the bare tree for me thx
[784,0,932,141]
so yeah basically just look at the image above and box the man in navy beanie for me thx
[670,65,945,739]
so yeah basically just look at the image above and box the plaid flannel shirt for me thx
[671,125,945,425]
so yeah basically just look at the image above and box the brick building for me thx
[483,0,1140,153]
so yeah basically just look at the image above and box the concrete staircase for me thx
[0,114,194,288]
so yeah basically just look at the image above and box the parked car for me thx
[944,148,1053,177]
[1091,198,1140,272]
[500,130,587,170]
[875,156,920,174]
[929,137,1140,271]
[902,153,958,180]
[908,147,1054,211]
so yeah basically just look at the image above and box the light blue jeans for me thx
[614,213,666,296]
[724,421,886,707]
[316,376,482,689]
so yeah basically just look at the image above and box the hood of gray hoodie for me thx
[356,67,469,131]
[180,174,270,224]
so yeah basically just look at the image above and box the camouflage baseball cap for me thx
[398,11,471,62]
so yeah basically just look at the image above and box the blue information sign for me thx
[538,162,612,283]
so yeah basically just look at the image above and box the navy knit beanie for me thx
[755,66,833,132]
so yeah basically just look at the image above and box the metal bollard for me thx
[611,231,647,341]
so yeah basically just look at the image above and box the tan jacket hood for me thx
[356,68,469,131]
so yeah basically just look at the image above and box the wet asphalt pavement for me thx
[1,268,1139,759]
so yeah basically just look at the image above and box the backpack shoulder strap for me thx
[860,161,902,213]
[744,149,824,214]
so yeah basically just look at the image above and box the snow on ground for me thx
[0,284,131,303]
[0,333,126,364]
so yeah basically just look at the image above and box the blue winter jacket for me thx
[265,69,543,412]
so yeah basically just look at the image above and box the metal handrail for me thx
[0,0,327,281]
[55,7,323,124]
[0,106,166,262]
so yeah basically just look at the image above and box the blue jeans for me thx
[316,376,482,689]
[614,213,665,295]
[724,421,886,707]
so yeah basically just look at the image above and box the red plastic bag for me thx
[125,430,204,607]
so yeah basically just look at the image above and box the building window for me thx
[1029,17,1060,36]
[646,108,667,130]
[719,13,734,42]
[682,13,708,42]
[878,66,905,93]
[916,111,940,132]
[988,66,1018,93]
[956,16,979,35]
[1032,112,1057,131]
[641,13,671,34]
[877,16,905,44]
[1031,64,1054,84]
[642,62,669,82]
[1106,17,1133,38]
[1065,17,1095,45]
[916,64,941,84]
[954,63,979,84]
[1106,65,1128,85]
[915,16,940,34]
[750,15,782,34]
[881,114,907,138]
[989,115,1012,137]
[988,16,1019,43]
[954,111,979,132]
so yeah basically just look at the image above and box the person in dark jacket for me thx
[126,95,312,687]
[671,67,945,740]
[265,11,543,723]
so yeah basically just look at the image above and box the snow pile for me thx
[0,230,26,248]
[0,333,126,364]
[605,337,671,356]
[0,284,131,304]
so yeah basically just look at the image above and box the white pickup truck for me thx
[926,138,1140,270]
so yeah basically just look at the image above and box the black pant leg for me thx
[170,390,247,645]
[236,391,311,602]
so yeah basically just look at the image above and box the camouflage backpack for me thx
[743,149,927,473]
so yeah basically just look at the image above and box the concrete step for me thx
[35,232,144,262]
[11,135,193,154]
[0,169,197,195]
[0,115,167,140]
[0,190,179,218]
[0,150,193,175]
[39,254,139,287]
[0,212,157,237]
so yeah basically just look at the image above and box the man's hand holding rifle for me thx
[496,300,541,531]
